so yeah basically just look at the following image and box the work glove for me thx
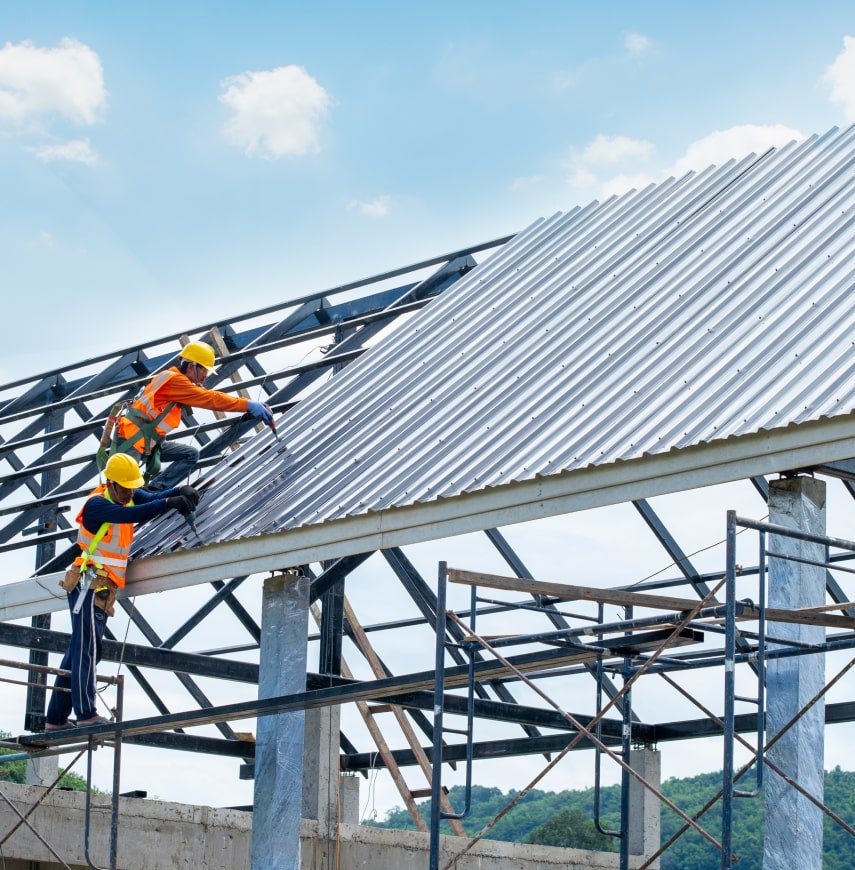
[246,400,273,424]
[165,495,194,517]
[96,446,109,472]
[178,485,200,508]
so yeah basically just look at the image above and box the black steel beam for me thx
[310,553,373,603]
[485,526,636,722]
[0,620,259,683]
[21,628,700,746]
[160,577,249,650]
[2,619,622,736]
[318,565,344,677]
[383,546,541,732]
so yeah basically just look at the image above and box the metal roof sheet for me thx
[133,125,855,559]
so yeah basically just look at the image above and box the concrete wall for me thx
[0,781,648,870]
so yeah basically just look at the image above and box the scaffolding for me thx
[0,656,124,869]
[427,511,855,869]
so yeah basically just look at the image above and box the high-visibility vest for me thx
[116,368,183,454]
[74,485,135,589]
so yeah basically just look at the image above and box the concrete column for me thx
[302,704,341,839]
[339,772,360,824]
[25,753,58,787]
[627,748,660,868]
[251,572,310,870]
[763,477,825,870]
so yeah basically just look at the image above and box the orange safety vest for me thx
[74,485,135,589]
[116,368,183,455]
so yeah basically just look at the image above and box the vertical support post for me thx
[763,477,826,870]
[619,606,632,870]
[302,705,342,843]
[313,559,344,849]
[627,747,661,868]
[252,572,310,870]
[25,408,62,739]
[594,603,621,842]
[429,562,448,870]
[318,570,344,677]
[721,510,737,869]
[109,675,124,870]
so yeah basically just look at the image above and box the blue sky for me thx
[1,1,855,814]
[0,1,852,376]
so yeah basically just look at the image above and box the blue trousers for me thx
[46,586,107,725]
[146,441,199,490]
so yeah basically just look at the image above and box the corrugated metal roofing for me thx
[133,125,855,558]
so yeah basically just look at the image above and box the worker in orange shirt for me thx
[104,341,273,490]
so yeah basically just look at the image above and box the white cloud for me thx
[551,69,582,92]
[669,124,805,177]
[30,230,56,248]
[561,133,655,202]
[348,195,391,217]
[624,32,651,57]
[0,38,106,127]
[823,35,855,121]
[569,165,597,189]
[219,64,331,158]
[581,134,654,165]
[599,172,656,199]
[510,175,544,191]
[28,137,98,166]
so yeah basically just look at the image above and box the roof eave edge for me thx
[4,416,855,619]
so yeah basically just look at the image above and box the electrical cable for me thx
[359,753,380,824]
[627,515,767,589]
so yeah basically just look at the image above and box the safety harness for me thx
[63,522,112,615]
[61,489,133,618]
[97,398,178,482]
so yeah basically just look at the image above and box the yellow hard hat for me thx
[179,341,217,372]
[104,453,145,489]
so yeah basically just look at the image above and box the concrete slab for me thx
[0,781,647,869]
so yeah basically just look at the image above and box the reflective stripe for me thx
[85,555,126,567]
[75,485,135,589]
[116,368,183,453]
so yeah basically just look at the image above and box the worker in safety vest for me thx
[45,453,199,731]
[106,340,273,490]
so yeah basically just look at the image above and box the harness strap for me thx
[113,401,178,458]
[78,522,111,572]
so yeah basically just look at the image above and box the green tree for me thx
[525,807,618,851]
[368,767,855,869]
[0,731,91,792]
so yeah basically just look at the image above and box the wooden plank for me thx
[749,607,855,630]
[309,603,428,832]
[449,568,855,630]
[343,597,467,836]
[448,568,707,612]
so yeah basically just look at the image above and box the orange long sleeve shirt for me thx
[116,367,251,451]
[155,368,250,415]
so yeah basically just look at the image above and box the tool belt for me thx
[60,566,118,617]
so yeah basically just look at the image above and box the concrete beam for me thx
[4,414,855,619]
[0,781,650,869]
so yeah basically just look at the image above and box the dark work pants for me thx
[46,586,107,725]
[145,441,199,490]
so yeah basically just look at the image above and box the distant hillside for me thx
[367,768,855,869]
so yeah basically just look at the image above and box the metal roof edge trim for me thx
[4,414,855,619]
